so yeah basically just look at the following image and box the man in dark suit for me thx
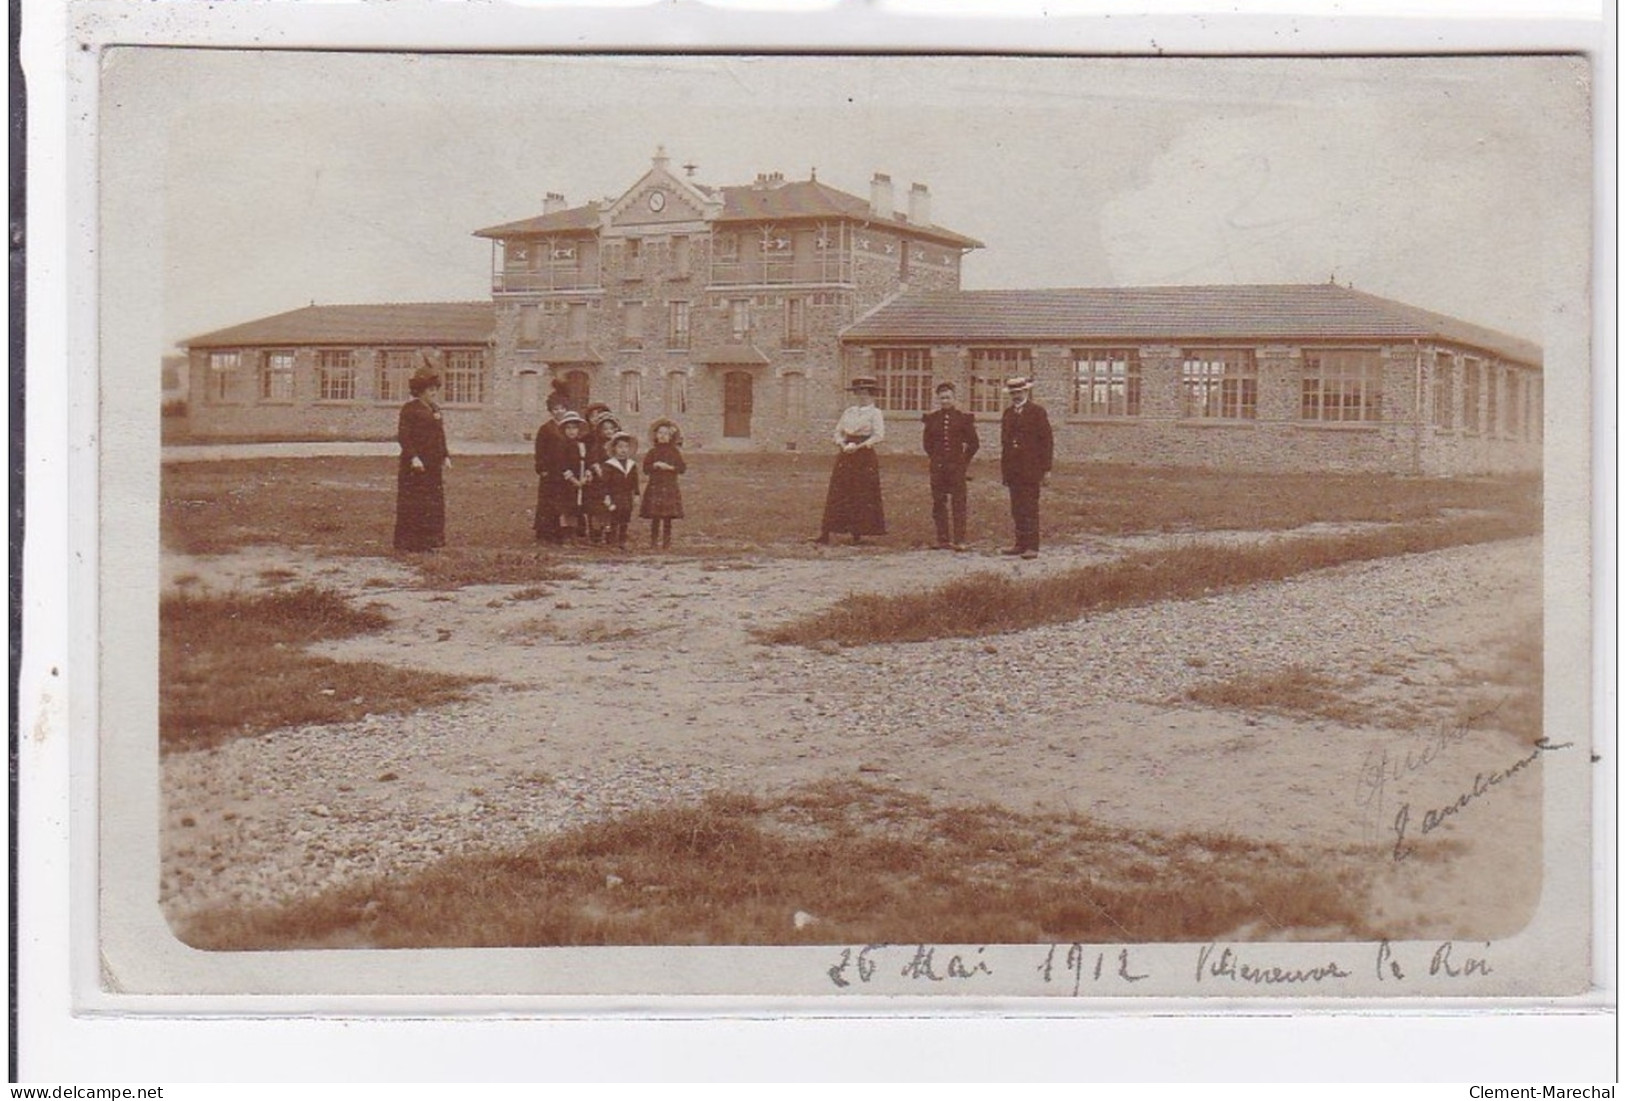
[998,375,1053,559]
[921,380,980,550]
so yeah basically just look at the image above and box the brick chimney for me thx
[870,173,894,219]
[908,182,931,227]
[543,192,567,214]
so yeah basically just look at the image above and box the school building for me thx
[182,148,1541,475]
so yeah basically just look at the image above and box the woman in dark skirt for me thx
[814,376,887,545]
[532,381,573,543]
[394,366,450,552]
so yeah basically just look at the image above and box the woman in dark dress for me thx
[814,376,887,545]
[394,367,450,552]
[532,381,573,543]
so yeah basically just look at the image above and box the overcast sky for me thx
[99,51,1590,355]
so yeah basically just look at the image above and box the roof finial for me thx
[1328,272,1337,285]
[810,166,817,182]
[682,162,698,178]
[653,145,669,169]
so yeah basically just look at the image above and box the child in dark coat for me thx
[597,432,641,550]
[554,412,592,541]
[584,413,622,545]
[639,418,686,549]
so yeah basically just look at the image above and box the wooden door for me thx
[723,371,753,438]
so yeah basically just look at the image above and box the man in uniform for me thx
[998,375,1053,559]
[921,380,980,550]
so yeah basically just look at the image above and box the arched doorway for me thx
[723,371,754,438]
[560,369,591,411]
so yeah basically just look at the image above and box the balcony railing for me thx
[493,262,602,293]
[709,253,852,287]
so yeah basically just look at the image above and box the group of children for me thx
[532,383,687,550]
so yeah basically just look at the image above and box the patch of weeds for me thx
[576,622,644,644]
[760,512,1539,647]
[160,586,485,752]
[501,616,643,645]
[508,586,553,603]
[1183,665,1370,725]
[412,549,582,591]
[500,616,560,645]
[176,780,1378,950]
[257,568,300,586]
[361,578,394,590]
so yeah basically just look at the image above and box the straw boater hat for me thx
[1004,376,1034,393]
[847,376,881,393]
[610,431,636,447]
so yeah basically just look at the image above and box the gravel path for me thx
[161,532,1544,938]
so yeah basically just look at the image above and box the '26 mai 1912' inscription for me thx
[826,940,1492,991]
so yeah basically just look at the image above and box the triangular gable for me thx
[606,165,716,229]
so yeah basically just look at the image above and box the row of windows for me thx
[505,228,841,271]
[869,346,1540,437]
[870,347,1282,420]
[551,368,810,431]
[1431,352,1544,439]
[518,297,817,351]
[206,349,489,406]
[497,224,883,293]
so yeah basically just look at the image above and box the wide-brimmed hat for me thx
[595,416,622,434]
[585,403,615,424]
[408,366,441,395]
[558,411,588,427]
[648,417,684,444]
[609,431,636,446]
[847,376,881,393]
[1004,376,1034,393]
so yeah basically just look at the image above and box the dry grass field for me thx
[159,453,1545,951]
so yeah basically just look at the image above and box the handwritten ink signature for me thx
[1391,738,1572,862]
[1355,707,1497,834]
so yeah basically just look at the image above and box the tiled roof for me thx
[473,204,605,238]
[183,303,495,348]
[843,284,1541,367]
[473,180,983,249]
[714,180,983,249]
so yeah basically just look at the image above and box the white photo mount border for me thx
[22,0,1615,1081]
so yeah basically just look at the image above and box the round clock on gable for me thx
[647,189,666,213]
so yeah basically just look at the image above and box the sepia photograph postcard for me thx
[28,3,1608,1061]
